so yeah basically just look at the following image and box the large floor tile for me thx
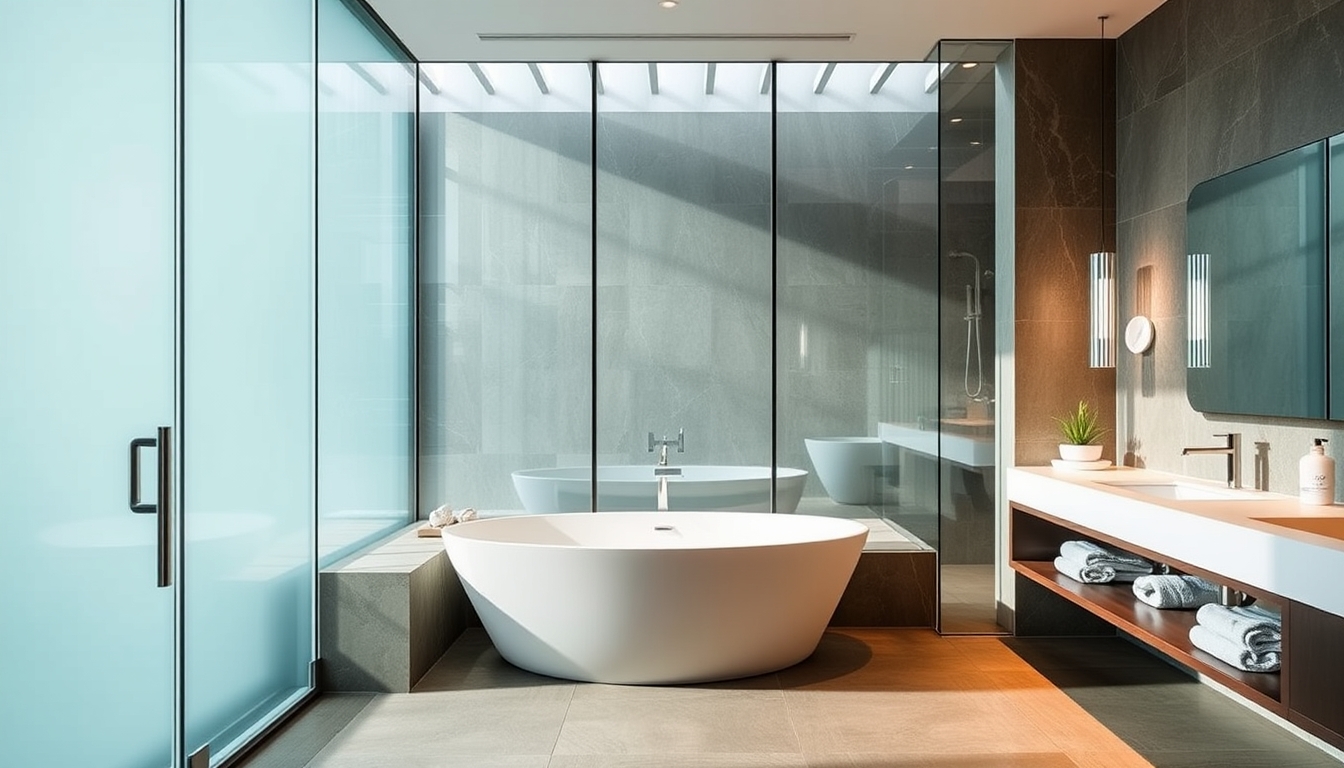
[414,628,563,692]
[309,754,549,768]
[549,754,807,767]
[236,693,374,768]
[801,751,1080,767]
[783,688,1060,755]
[312,685,573,759]
[554,688,798,754]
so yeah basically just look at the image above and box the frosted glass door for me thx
[0,1,177,766]
[183,0,316,761]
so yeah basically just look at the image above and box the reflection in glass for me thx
[596,62,774,513]
[417,63,593,516]
[937,42,1008,634]
[317,0,416,566]
[1188,252,1211,369]
[776,61,940,550]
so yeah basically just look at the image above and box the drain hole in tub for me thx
[654,525,674,531]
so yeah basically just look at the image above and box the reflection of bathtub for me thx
[442,511,866,683]
[511,465,808,514]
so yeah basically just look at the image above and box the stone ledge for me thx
[319,524,472,692]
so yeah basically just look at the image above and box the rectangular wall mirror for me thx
[1186,140,1327,419]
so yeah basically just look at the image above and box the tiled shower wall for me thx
[1115,0,1344,490]
[418,110,939,512]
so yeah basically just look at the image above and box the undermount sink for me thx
[1095,480,1258,501]
[1252,516,1344,541]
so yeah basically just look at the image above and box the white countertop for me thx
[1008,465,1344,617]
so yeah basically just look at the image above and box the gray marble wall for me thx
[1115,0,1344,491]
[418,108,942,512]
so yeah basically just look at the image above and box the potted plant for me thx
[1054,400,1106,462]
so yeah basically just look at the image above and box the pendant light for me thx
[1089,15,1116,369]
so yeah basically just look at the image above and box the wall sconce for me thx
[1187,252,1211,368]
[1090,250,1116,368]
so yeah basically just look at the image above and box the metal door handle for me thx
[128,428,172,587]
[129,437,157,513]
[155,426,172,588]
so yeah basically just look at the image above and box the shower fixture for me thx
[949,251,985,400]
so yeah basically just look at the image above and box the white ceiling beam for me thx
[870,63,897,94]
[705,62,717,95]
[467,62,495,95]
[527,62,549,94]
[813,62,836,94]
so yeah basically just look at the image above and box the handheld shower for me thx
[948,251,985,400]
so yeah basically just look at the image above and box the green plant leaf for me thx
[1053,400,1107,445]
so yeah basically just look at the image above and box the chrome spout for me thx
[1181,433,1241,488]
[654,466,681,511]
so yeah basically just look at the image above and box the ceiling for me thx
[361,0,1167,63]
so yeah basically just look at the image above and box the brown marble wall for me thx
[1115,0,1344,490]
[829,551,936,627]
[1014,39,1118,467]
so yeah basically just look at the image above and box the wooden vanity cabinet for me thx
[1009,501,1344,749]
[1286,601,1344,747]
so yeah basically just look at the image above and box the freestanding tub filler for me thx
[441,511,867,684]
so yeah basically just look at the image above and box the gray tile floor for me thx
[237,629,1343,768]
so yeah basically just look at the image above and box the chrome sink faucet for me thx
[1182,433,1242,488]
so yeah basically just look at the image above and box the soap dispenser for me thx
[1299,438,1336,505]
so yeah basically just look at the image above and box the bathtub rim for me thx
[440,510,869,552]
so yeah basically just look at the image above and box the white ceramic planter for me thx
[1059,443,1103,462]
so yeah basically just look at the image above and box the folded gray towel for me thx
[1190,624,1281,673]
[1054,556,1151,584]
[1195,604,1281,652]
[1132,574,1220,609]
[1060,540,1153,571]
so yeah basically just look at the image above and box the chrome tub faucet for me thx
[648,429,685,467]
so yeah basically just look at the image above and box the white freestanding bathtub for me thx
[511,465,808,514]
[441,511,867,684]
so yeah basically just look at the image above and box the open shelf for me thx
[1011,558,1283,713]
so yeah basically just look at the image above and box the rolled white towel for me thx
[1132,574,1220,609]
[1054,556,1149,584]
[1194,603,1281,652]
[1190,624,1280,673]
[1060,540,1152,572]
[454,508,478,523]
[428,505,455,528]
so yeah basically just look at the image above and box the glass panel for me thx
[776,62,940,552]
[418,63,593,516]
[0,1,175,765]
[1186,141,1326,419]
[184,0,315,760]
[317,0,414,565]
[937,43,1008,633]
[595,63,773,512]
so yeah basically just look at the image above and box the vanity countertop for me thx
[1008,465,1344,616]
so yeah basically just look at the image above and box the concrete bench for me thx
[318,524,472,692]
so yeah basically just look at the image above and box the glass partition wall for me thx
[418,59,1002,632]
[936,42,1008,633]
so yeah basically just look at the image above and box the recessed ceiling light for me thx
[904,164,914,170]
[960,62,978,69]
[659,0,679,7]
[970,140,982,145]
[949,117,963,123]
